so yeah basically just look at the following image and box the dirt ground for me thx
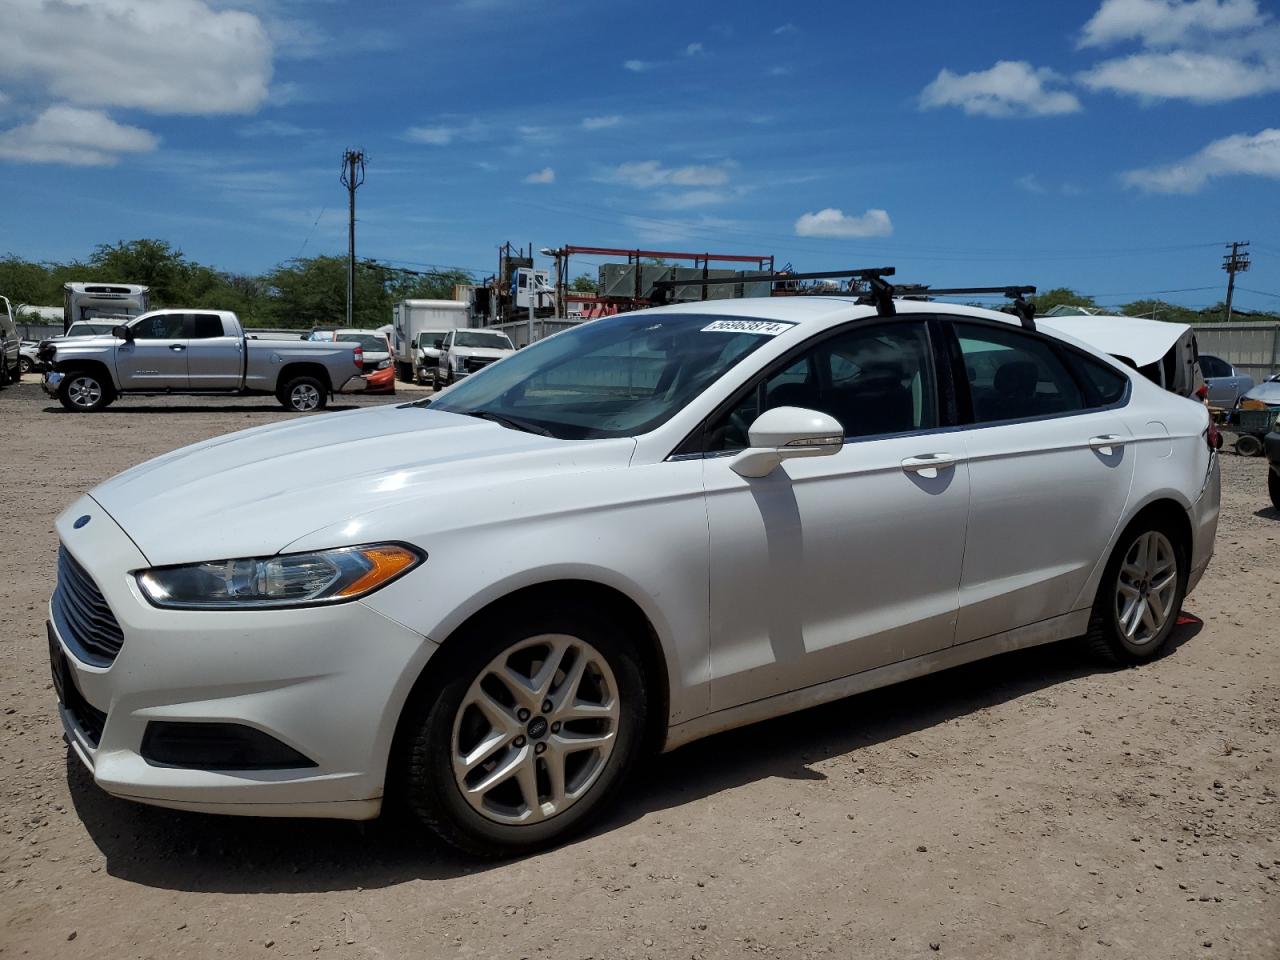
[1,380,1277,960]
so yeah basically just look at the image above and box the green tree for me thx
[570,273,598,294]
[389,267,473,302]
[1030,287,1096,314]
[263,256,391,330]
[89,239,188,302]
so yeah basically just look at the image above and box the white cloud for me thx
[1078,49,1280,101]
[238,119,318,138]
[655,190,732,209]
[623,60,655,72]
[524,167,555,184]
[405,119,486,145]
[0,0,272,115]
[774,23,800,35]
[685,42,704,56]
[794,208,893,238]
[582,114,622,130]
[517,124,556,144]
[601,160,734,188]
[0,105,158,166]
[920,61,1082,117]
[1122,127,1280,192]
[1016,173,1047,194]
[1079,0,1265,48]
[767,66,792,76]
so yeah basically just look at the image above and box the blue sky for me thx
[0,0,1278,312]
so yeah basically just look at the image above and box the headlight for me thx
[377,358,392,369]
[136,543,423,609]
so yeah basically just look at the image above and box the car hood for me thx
[1243,379,1280,405]
[88,404,636,566]
[1037,315,1190,368]
[452,347,512,359]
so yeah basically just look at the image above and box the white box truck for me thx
[391,299,470,382]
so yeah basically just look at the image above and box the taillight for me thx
[353,346,363,369]
[1195,384,1208,402]
[1206,420,1222,451]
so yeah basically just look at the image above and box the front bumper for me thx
[1265,431,1280,469]
[363,366,396,394]
[49,496,438,819]
[42,370,63,398]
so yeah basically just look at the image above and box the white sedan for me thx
[48,295,1220,856]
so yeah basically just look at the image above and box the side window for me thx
[954,322,1084,423]
[706,321,937,451]
[190,314,226,338]
[1069,352,1129,406]
[1199,355,1230,378]
[132,313,186,340]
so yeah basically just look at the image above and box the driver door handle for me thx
[1088,434,1126,450]
[901,453,961,473]
[169,344,186,352]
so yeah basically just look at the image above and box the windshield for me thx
[417,331,446,347]
[428,312,786,440]
[68,323,114,336]
[454,330,513,349]
[336,333,389,351]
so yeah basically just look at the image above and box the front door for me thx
[948,319,1136,643]
[116,312,188,389]
[701,319,970,711]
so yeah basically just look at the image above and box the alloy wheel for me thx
[290,382,321,411]
[68,375,103,409]
[451,634,620,826]
[1114,531,1178,646]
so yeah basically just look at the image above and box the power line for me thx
[1239,286,1280,299]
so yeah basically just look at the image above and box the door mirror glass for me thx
[731,406,844,478]
[111,324,132,340]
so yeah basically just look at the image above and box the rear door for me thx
[116,313,189,389]
[186,313,243,389]
[946,319,1135,643]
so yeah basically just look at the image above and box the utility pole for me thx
[340,149,367,327]
[1221,241,1250,322]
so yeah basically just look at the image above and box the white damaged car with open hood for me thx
[47,280,1220,856]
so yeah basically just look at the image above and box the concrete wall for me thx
[1192,321,1280,380]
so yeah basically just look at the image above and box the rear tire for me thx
[1269,467,1280,511]
[1083,519,1187,665]
[57,370,114,412]
[19,356,33,375]
[397,603,647,858]
[277,375,327,413]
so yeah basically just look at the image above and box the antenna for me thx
[340,148,367,327]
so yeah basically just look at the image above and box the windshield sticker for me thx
[701,319,793,336]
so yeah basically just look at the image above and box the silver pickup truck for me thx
[40,308,367,412]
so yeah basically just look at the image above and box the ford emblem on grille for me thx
[73,515,91,529]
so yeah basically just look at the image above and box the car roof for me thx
[332,328,389,337]
[640,294,1028,326]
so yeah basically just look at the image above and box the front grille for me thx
[465,357,494,373]
[52,546,124,666]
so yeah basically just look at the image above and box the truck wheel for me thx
[20,356,33,375]
[278,375,327,413]
[1269,468,1280,512]
[1234,434,1262,457]
[58,371,115,412]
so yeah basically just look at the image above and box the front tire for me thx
[19,356,33,375]
[277,375,327,413]
[1083,522,1186,665]
[399,604,647,858]
[57,370,114,412]
[1269,467,1280,511]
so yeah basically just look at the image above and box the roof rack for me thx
[650,268,1037,329]
[891,285,1038,330]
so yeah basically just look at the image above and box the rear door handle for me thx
[169,344,185,352]
[1088,434,1126,451]
[901,453,961,474]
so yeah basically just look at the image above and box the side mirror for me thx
[730,406,844,478]
[112,324,133,341]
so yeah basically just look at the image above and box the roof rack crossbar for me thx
[651,265,895,290]
[889,284,1038,330]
